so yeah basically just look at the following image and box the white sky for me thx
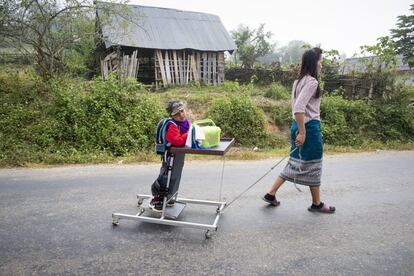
[129,0,412,57]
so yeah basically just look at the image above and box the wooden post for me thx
[178,51,183,85]
[156,50,167,87]
[135,50,140,78]
[170,51,175,85]
[196,52,201,81]
[352,73,356,98]
[203,52,207,82]
[207,52,211,84]
[128,52,133,77]
[165,50,171,85]
[368,79,374,100]
[218,52,225,83]
[188,55,192,82]
[132,50,137,78]
[212,52,217,85]
[186,51,189,84]
[154,52,159,89]
[100,59,105,79]
[173,50,179,85]
[191,54,198,82]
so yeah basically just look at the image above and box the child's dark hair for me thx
[295,47,323,98]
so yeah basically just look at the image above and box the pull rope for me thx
[222,147,298,211]
[293,146,303,193]
[292,130,303,193]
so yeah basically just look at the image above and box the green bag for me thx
[193,119,221,148]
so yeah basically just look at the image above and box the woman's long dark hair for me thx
[295,47,322,98]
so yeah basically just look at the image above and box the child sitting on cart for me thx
[150,100,190,212]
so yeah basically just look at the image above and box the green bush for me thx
[0,72,164,165]
[264,83,290,100]
[320,89,414,145]
[373,103,414,142]
[52,76,164,156]
[208,95,269,146]
[320,96,376,145]
[269,104,292,130]
[222,81,240,92]
[0,71,55,163]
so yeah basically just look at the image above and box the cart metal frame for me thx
[112,138,234,238]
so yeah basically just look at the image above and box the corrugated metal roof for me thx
[97,2,236,52]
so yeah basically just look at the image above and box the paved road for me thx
[0,151,413,275]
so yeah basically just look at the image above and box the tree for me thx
[321,49,341,80]
[360,36,397,71]
[390,4,414,68]
[0,0,132,79]
[359,36,398,100]
[276,40,309,65]
[231,24,273,68]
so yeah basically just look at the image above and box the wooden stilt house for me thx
[96,3,236,87]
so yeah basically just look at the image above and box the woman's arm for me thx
[292,78,318,147]
[294,112,306,147]
[292,78,318,115]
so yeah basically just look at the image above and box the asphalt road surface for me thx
[0,151,413,275]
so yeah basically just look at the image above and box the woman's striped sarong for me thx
[280,120,323,186]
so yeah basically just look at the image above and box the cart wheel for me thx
[205,230,213,239]
[137,197,144,206]
[112,215,119,226]
[138,208,145,216]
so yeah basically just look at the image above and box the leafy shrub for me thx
[320,90,414,145]
[53,76,164,156]
[373,102,414,141]
[264,83,290,100]
[222,81,240,92]
[321,96,377,145]
[0,70,58,165]
[0,72,164,165]
[208,95,268,146]
[269,103,292,130]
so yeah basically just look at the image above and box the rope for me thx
[293,146,303,193]
[222,147,298,211]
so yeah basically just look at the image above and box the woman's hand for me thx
[293,113,306,148]
[295,132,306,147]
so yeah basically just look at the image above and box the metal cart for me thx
[112,138,235,238]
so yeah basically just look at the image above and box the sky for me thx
[129,0,412,57]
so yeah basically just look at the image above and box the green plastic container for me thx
[193,119,221,148]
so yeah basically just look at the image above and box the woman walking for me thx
[263,47,335,213]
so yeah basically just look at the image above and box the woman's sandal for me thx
[262,194,280,206]
[308,202,335,214]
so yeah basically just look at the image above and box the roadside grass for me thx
[16,142,414,169]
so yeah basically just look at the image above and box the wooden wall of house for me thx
[100,47,156,84]
[100,47,140,81]
[100,47,226,87]
[154,49,225,88]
